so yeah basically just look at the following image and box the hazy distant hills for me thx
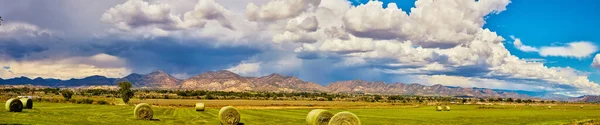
[2,70,600,101]
[117,70,180,89]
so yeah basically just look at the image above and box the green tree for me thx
[507,98,514,103]
[118,81,134,103]
[60,89,74,100]
[374,95,383,102]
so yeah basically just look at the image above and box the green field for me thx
[1,102,599,125]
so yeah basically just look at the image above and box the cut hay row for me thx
[195,103,205,111]
[329,111,361,125]
[219,106,241,125]
[5,98,23,112]
[134,103,153,120]
[20,98,33,109]
[306,109,333,125]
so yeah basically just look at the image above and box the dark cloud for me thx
[89,37,262,75]
[0,39,48,59]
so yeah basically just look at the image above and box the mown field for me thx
[1,102,600,125]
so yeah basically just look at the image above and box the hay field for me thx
[2,102,600,125]
[131,99,406,109]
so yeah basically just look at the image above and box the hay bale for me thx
[306,109,334,125]
[5,98,23,112]
[134,103,153,120]
[19,98,33,109]
[580,105,584,109]
[219,106,240,125]
[195,103,205,111]
[436,106,443,111]
[328,111,360,125]
[547,106,552,109]
[444,106,450,111]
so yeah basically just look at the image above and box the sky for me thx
[1,0,599,96]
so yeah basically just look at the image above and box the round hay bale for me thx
[328,111,360,125]
[19,98,33,109]
[444,106,450,111]
[134,103,153,120]
[219,106,240,125]
[5,98,23,112]
[306,109,334,125]
[580,105,584,109]
[436,106,443,111]
[195,103,205,111]
[547,106,552,109]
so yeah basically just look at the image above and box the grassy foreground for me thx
[1,102,599,125]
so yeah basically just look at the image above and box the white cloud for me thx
[510,36,596,58]
[182,0,233,29]
[342,0,510,48]
[0,53,131,79]
[592,54,600,68]
[226,62,262,76]
[510,36,539,52]
[246,0,321,22]
[318,35,375,54]
[539,41,597,58]
[101,0,234,31]
[0,22,54,38]
[101,0,184,31]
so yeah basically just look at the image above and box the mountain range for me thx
[1,70,599,101]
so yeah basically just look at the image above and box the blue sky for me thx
[1,0,600,96]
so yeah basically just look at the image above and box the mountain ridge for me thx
[1,70,597,101]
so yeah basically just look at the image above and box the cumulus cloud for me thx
[246,0,321,21]
[101,0,184,31]
[182,0,234,29]
[592,54,600,68]
[539,42,597,58]
[342,0,510,48]
[101,0,234,31]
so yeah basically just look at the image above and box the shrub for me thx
[96,100,109,105]
[60,89,74,100]
[77,98,94,104]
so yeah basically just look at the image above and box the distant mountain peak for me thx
[150,70,167,75]
[194,70,241,79]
